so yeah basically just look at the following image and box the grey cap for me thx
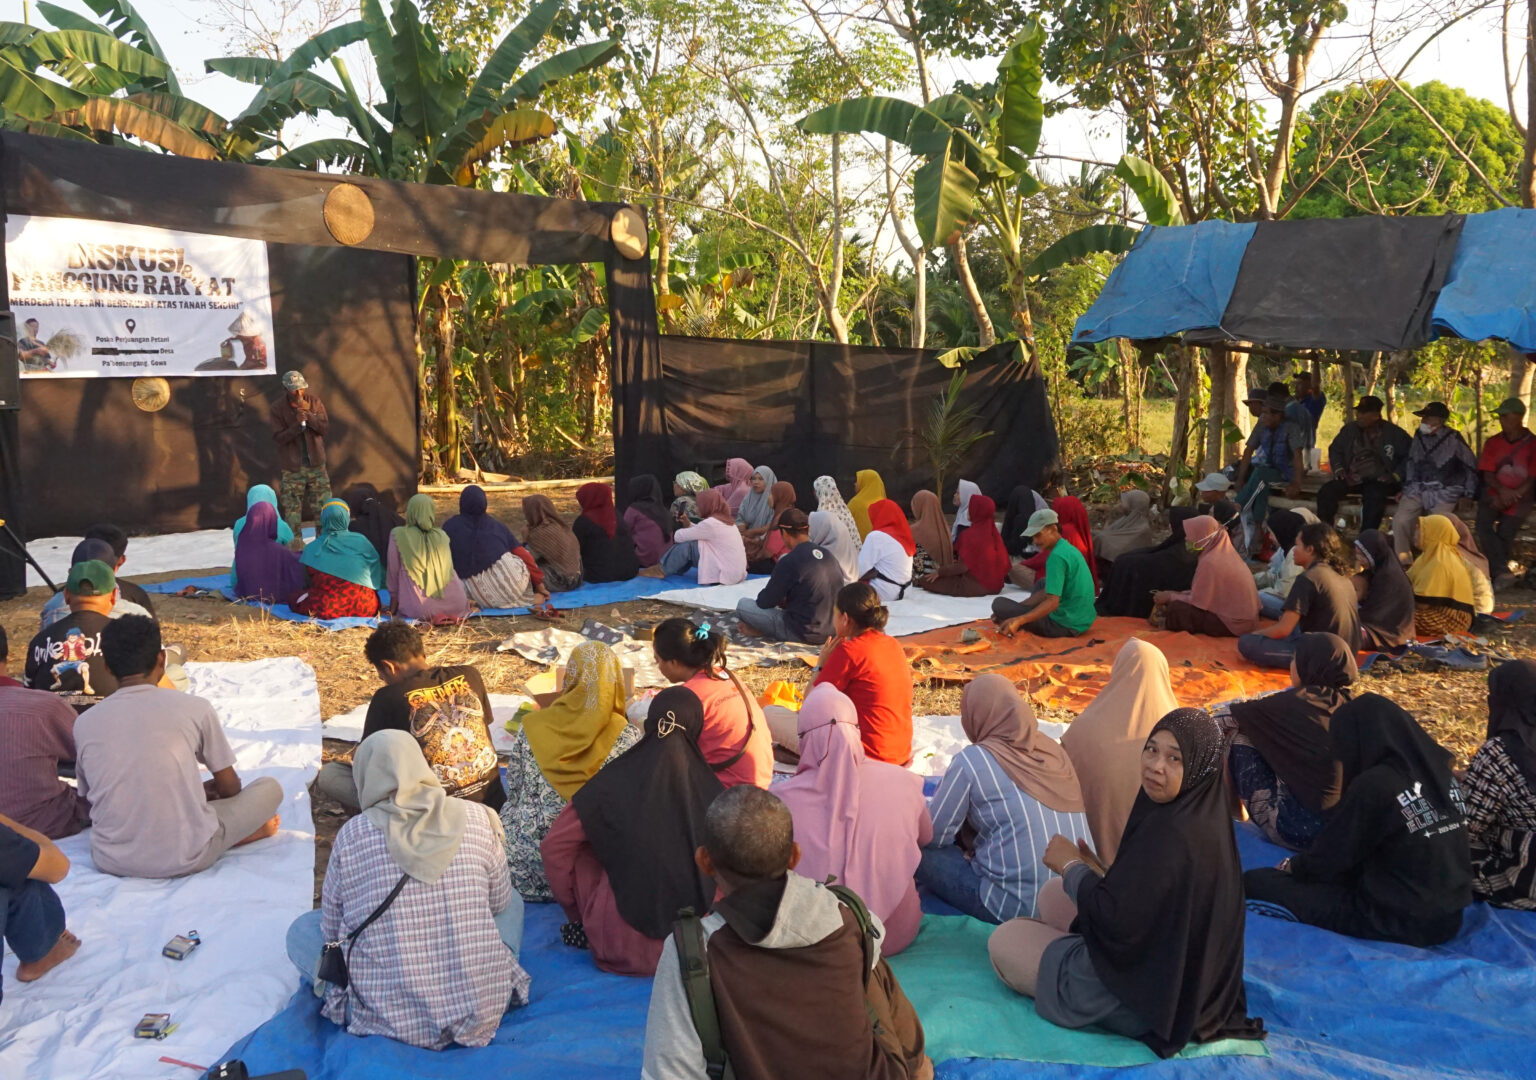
[282,370,309,391]
[1022,508,1059,537]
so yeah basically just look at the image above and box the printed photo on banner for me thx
[6,214,277,379]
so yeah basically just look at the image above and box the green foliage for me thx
[896,369,996,498]
[1289,80,1522,218]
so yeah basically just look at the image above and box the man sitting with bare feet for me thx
[0,812,81,1000]
[74,616,282,878]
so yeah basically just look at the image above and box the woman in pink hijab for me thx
[1154,514,1261,636]
[714,458,755,515]
[774,683,931,955]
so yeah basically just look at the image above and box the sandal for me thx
[531,602,561,621]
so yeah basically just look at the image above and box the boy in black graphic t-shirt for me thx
[313,621,505,813]
[24,562,120,712]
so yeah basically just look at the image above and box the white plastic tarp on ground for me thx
[25,530,236,589]
[0,658,320,1080]
[650,580,1029,638]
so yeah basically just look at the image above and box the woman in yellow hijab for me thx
[1407,514,1476,637]
[499,640,641,899]
[845,469,887,539]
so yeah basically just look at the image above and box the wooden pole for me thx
[1163,344,1195,506]
[1340,351,1357,424]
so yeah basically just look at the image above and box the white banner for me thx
[6,214,277,379]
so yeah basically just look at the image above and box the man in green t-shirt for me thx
[991,509,1097,638]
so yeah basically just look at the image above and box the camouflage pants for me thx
[279,465,332,537]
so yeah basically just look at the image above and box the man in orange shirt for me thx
[1476,398,1536,588]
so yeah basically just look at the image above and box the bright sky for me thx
[22,0,1523,183]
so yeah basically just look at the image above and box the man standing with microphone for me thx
[270,370,332,543]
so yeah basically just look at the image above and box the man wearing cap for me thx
[735,509,842,644]
[37,537,151,632]
[1235,394,1306,540]
[1288,370,1326,449]
[22,561,122,712]
[269,370,332,541]
[1316,395,1410,531]
[990,509,1096,637]
[1393,401,1478,560]
[1477,397,1536,585]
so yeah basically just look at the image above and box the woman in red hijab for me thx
[572,482,640,583]
[1051,496,1100,588]
[920,493,1010,596]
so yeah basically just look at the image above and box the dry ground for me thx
[4,479,1531,902]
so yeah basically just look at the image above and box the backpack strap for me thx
[672,908,733,1080]
[827,884,881,989]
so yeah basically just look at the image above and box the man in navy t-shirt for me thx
[735,509,843,643]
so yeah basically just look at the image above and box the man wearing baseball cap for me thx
[989,509,1096,637]
[21,561,122,711]
[735,508,842,644]
[269,369,332,542]
[1477,397,1536,586]
[1316,395,1410,531]
[1235,394,1306,542]
[1393,401,1478,560]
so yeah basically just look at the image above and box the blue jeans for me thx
[286,890,526,986]
[661,540,698,577]
[1238,627,1301,668]
[1258,592,1286,620]
[733,597,795,641]
[0,879,66,1001]
[915,845,998,924]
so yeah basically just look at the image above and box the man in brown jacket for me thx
[269,370,332,539]
[642,786,932,1080]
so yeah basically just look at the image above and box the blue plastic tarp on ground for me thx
[141,571,728,630]
[1071,221,1256,345]
[220,825,1536,1080]
[1431,207,1536,352]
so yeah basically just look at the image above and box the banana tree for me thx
[0,2,228,158]
[798,23,1051,358]
[1021,154,1185,276]
[211,0,620,183]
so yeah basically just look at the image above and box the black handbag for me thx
[317,873,409,991]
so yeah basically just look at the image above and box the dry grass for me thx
[5,477,1531,902]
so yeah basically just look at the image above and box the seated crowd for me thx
[3,431,1533,1076]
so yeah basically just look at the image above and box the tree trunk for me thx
[1522,0,1536,208]
[1381,350,1410,422]
[1340,353,1356,425]
[1227,348,1250,465]
[950,234,995,348]
[416,304,434,482]
[432,283,459,476]
[1006,257,1037,360]
[1476,360,1486,452]
[910,253,927,348]
[474,353,510,465]
[1163,345,1195,505]
[1203,347,1228,473]
[1510,346,1534,409]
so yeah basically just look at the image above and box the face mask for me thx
[1420,423,1435,435]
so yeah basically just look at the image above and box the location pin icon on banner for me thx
[125,319,136,333]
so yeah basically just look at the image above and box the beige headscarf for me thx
[961,674,1084,812]
[909,489,954,569]
[522,494,582,580]
[1094,489,1156,562]
[355,729,497,884]
[1060,639,1179,863]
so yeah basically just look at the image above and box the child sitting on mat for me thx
[642,785,932,1079]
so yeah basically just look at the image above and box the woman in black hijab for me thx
[342,482,404,565]
[1096,507,1201,618]
[1464,659,1536,909]
[989,708,1265,1058]
[1227,633,1355,851]
[1353,529,1416,650]
[539,685,725,975]
[1245,694,1471,946]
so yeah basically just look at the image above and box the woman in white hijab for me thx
[288,730,532,1049]
[952,479,982,541]
[814,475,864,555]
[810,509,860,583]
[1093,489,1157,565]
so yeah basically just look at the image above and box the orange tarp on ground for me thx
[902,616,1295,713]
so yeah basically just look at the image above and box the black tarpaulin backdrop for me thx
[16,244,418,538]
[645,337,1059,509]
[1187,215,1465,351]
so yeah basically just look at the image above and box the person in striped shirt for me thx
[916,674,1092,922]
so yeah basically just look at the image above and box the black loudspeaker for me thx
[0,311,18,410]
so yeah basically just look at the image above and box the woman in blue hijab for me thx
[291,500,384,618]
[442,485,547,611]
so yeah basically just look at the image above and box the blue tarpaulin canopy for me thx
[1073,210,1536,354]
[1431,207,1536,353]
[1071,221,1255,346]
